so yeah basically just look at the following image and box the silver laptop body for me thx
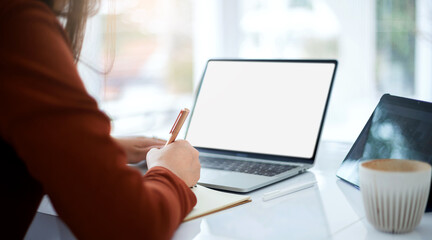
[185,59,337,192]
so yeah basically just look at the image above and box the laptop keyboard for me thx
[200,156,297,177]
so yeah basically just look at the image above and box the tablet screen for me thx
[336,94,432,210]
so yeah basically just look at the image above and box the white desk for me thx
[28,141,432,239]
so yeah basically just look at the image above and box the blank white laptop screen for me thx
[186,60,335,159]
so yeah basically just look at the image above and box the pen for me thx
[262,181,316,202]
[165,108,190,146]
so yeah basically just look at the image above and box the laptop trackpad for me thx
[198,168,270,192]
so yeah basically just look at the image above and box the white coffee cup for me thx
[359,159,431,233]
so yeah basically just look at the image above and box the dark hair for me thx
[42,0,100,62]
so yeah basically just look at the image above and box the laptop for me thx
[336,94,432,211]
[185,59,337,192]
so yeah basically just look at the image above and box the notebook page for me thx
[184,185,251,221]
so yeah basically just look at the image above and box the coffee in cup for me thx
[359,159,431,233]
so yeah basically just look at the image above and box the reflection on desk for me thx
[29,141,432,240]
[188,173,330,240]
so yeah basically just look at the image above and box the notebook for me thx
[184,185,251,221]
[127,165,252,220]
[185,59,337,192]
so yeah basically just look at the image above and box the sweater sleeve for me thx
[0,1,196,239]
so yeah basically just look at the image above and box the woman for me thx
[0,0,201,239]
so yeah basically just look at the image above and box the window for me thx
[376,0,416,96]
[80,0,194,137]
[80,0,432,142]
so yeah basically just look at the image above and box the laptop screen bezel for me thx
[185,59,338,165]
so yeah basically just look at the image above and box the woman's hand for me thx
[147,140,201,187]
[113,136,166,164]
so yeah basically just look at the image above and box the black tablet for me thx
[336,94,432,212]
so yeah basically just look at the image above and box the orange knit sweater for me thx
[0,0,196,239]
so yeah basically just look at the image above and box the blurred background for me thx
[78,0,432,143]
